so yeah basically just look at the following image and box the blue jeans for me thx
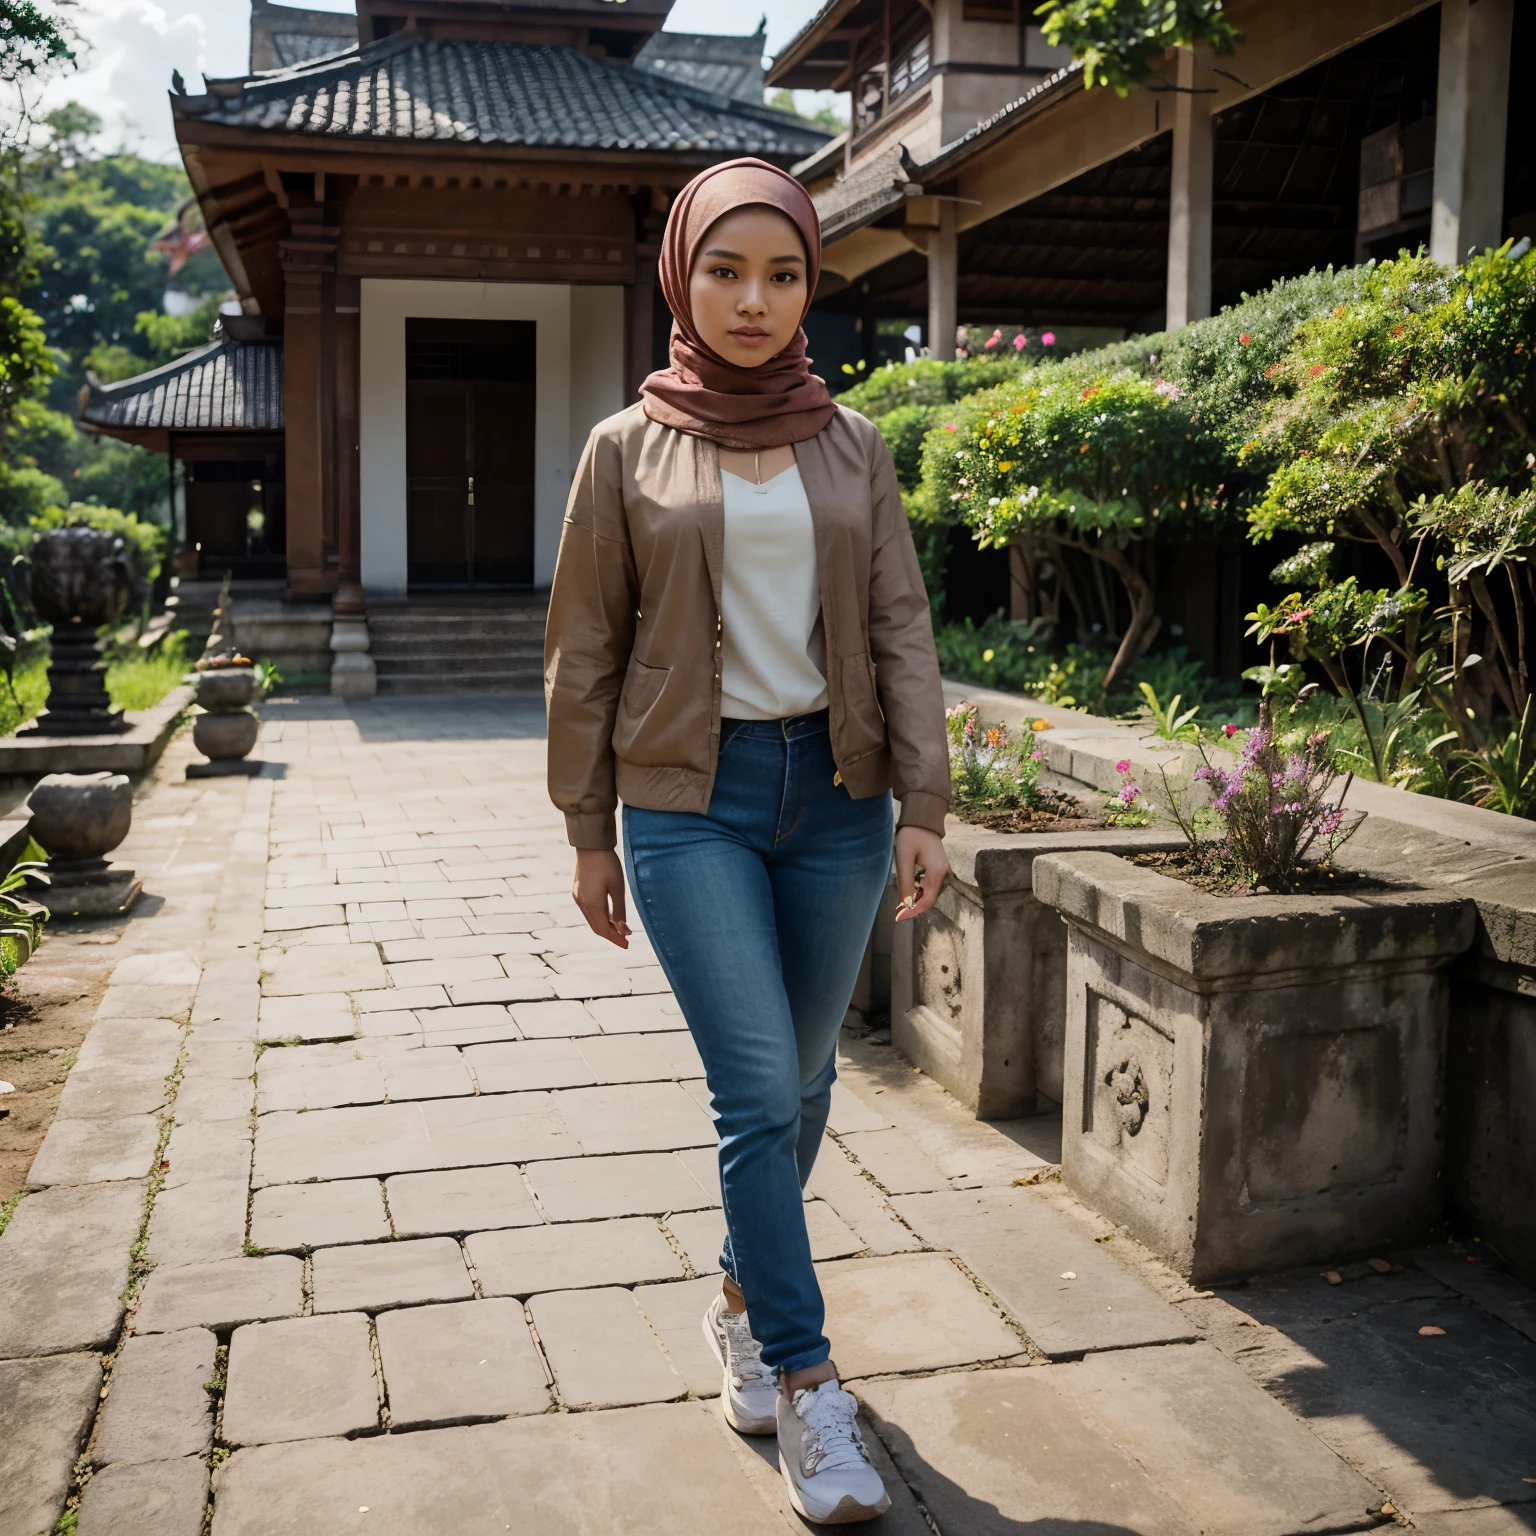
[622,709,894,1374]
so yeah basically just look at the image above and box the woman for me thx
[545,157,949,1525]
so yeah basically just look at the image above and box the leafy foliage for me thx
[0,0,73,82]
[1034,0,1243,95]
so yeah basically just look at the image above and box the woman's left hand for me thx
[893,826,949,922]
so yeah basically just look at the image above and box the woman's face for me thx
[687,205,809,369]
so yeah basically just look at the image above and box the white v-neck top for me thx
[719,465,829,721]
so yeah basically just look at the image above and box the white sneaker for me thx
[777,1379,891,1524]
[702,1292,778,1435]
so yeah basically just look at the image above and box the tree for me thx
[0,0,72,83]
[1033,0,1242,95]
[928,367,1230,685]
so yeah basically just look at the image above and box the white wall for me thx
[359,280,624,595]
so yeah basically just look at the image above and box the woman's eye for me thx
[771,271,799,284]
[710,266,737,280]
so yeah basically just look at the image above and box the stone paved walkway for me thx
[4,694,1536,1536]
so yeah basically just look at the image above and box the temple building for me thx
[80,0,819,690]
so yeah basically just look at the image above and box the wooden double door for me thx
[405,319,536,588]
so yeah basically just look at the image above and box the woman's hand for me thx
[572,848,632,948]
[893,826,949,923]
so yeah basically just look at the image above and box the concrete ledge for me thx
[0,685,193,779]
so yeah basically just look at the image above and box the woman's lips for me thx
[730,328,771,347]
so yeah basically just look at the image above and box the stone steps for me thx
[367,601,547,696]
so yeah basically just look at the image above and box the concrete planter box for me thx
[891,819,1180,1119]
[1034,849,1476,1282]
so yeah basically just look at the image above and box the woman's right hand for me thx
[572,848,632,948]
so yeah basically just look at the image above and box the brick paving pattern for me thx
[1,694,1533,1534]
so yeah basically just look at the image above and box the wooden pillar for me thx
[1166,46,1214,331]
[333,273,363,614]
[927,200,958,361]
[627,195,667,402]
[279,211,337,600]
[1431,0,1514,266]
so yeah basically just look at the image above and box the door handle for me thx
[467,475,475,507]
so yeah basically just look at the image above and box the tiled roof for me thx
[812,143,917,242]
[179,33,829,158]
[80,334,283,435]
[633,26,766,105]
[268,30,355,69]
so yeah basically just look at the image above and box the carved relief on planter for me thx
[891,821,1181,1121]
[1036,848,1476,1282]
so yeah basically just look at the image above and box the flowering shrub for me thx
[1178,708,1359,889]
[945,702,1044,816]
[1105,759,1154,827]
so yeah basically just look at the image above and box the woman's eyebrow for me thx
[701,248,804,264]
[703,248,744,259]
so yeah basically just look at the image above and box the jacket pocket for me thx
[613,657,670,758]
[838,650,887,761]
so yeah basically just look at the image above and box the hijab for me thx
[639,157,836,450]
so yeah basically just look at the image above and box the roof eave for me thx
[765,0,863,88]
[914,63,1085,183]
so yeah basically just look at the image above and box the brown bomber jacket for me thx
[544,401,950,849]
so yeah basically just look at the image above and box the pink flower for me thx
[943,423,958,432]
[1117,783,1141,804]
[1223,722,1238,737]
[1239,333,1251,346]
[984,329,1002,350]
[1030,749,1044,762]
[1013,333,1028,351]
[1115,759,1131,774]
[1041,331,1056,347]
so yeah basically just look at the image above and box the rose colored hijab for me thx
[639,158,836,450]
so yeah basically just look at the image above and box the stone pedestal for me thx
[1034,849,1476,1282]
[26,772,141,918]
[330,617,377,700]
[34,628,125,737]
[189,667,260,778]
[892,821,1180,1119]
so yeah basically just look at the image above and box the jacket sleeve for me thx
[544,427,638,850]
[864,426,951,836]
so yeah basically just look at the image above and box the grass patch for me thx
[106,630,192,713]
[0,1187,31,1238]
[0,653,49,738]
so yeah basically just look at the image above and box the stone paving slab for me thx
[510,999,602,1037]
[550,1081,716,1155]
[73,1016,183,1072]
[76,1456,209,1536]
[54,1062,171,1120]
[838,1126,951,1194]
[529,1287,686,1410]
[632,1275,725,1398]
[666,1200,864,1276]
[1234,1271,1536,1519]
[147,1178,249,1268]
[27,1113,160,1186]
[112,952,203,986]
[250,1178,392,1250]
[0,1181,143,1358]
[858,1367,1188,1536]
[95,1328,216,1465]
[97,982,197,1020]
[583,994,686,1034]
[173,1074,255,1123]
[1411,1511,1536,1534]
[821,1253,1024,1378]
[0,1353,103,1536]
[161,1119,252,1188]
[804,1143,923,1255]
[264,942,393,1001]
[526,1151,716,1222]
[826,1078,890,1134]
[376,1299,550,1426]
[464,1038,596,1092]
[252,1093,577,1185]
[1050,1343,1383,1535]
[470,1216,686,1296]
[386,1165,541,1236]
[223,1313,379,1445]
[135,1256,303,1335]
[209,1401,790,1535]
[312,1236,475,1312]
[892,1188,1198,1358]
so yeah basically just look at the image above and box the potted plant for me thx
[891,702,1180,1119]
[1032,706,1476,1282]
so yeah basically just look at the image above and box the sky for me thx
[7,0,832,162]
